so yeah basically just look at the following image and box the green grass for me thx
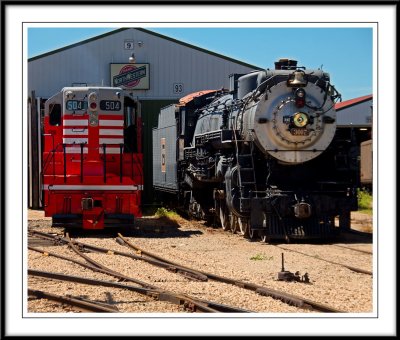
[250,254,274,261]
[155,207,179,219]
[358,189,373,215]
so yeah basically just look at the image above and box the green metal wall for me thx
[141,100,178,204]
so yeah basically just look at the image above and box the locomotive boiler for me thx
[42,87,143,230]
[153,59,359,241]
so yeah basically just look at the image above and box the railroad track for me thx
[28,230,64,247]
[332,244,373,255]
[29,230,344,313]
[28,289,119,313]
[29,233,251,313]
[274,245,372,276]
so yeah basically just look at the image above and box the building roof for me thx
[335,94,373,111]
[179,90,218,105]
[28,27,262,70]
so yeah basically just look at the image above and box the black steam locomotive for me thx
[153,59,359,241]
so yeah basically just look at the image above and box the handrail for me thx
[80,143,84,183]
[41,141,144,187]
[42,141,63,177]
[119,144,123,183]
[63,143,66,183]
[102,144,106,183]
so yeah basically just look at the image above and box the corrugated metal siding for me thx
[336,99,373,127]
[152,104,178,192]
[141,100,177,203]
[28,28,258,99]
[28,28,259,205]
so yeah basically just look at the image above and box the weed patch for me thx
[358,189,372,215]
[250,254,273,261]
[155,207,179,219]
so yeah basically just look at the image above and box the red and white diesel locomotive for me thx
[42,87,143,229]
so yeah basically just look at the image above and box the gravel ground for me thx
[27,210,373,314]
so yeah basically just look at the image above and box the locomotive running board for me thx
[43,184,143,190]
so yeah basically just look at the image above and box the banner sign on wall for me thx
[161,138,166,173]
[110,63,150,90]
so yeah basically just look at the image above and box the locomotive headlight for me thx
[88,92,98,111]
[295,88,306,108]
[88,92,97,102]
[293,112,309,128]
[296,88,305,98]
[65,91,75,99]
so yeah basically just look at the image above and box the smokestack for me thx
[274,58,298,70]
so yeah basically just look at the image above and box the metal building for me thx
[335,94,373,128]
[28,28,261,208]
[335,95,373,190]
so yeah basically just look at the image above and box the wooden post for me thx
[30,91,40,209]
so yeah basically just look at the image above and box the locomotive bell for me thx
[287,70,307,87]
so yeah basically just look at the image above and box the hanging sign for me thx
[161,138,166,173]
[110,63,150,90]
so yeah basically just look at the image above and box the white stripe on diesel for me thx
[63,128,88,135]
[99,120,124,127]
[65,147,89,154]
[99,147,123,154]
[63,119,88,126]
[62,138,88,144]
[43,184,143,191]
[99,138,124,145]
[99,129,123,136]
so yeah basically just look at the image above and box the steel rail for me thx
[64,232,149,283]
[29,245,157,289]
[29,234,251,313]
[30,230,340,313]
[28,269,249,313]
[61,233,231,313]
[332,244,373,255]
[30,231,207,282]
[275,245,373,276]
[116,234,343,313]
[28,288,118,313]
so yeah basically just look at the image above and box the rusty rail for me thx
[116,233,343,313]
[29,233,251,313]
[29,245,156,289]
[31,230,207,282]
[332,244,373,255]
[28,289,119,313]
[275,245,373,276]
[28,269,249,313]
[30,230,342,313]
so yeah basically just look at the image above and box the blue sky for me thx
[28,27,373,101]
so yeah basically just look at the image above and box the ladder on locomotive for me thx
[237,140,258,212]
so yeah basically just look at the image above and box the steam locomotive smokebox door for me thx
[82,198,105,229]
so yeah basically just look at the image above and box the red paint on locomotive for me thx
[42,87,143,229]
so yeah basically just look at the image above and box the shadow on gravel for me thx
[241,229,372,246]
[260,231,373,245]
[332,230,373,244]
[63,216,203,239]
